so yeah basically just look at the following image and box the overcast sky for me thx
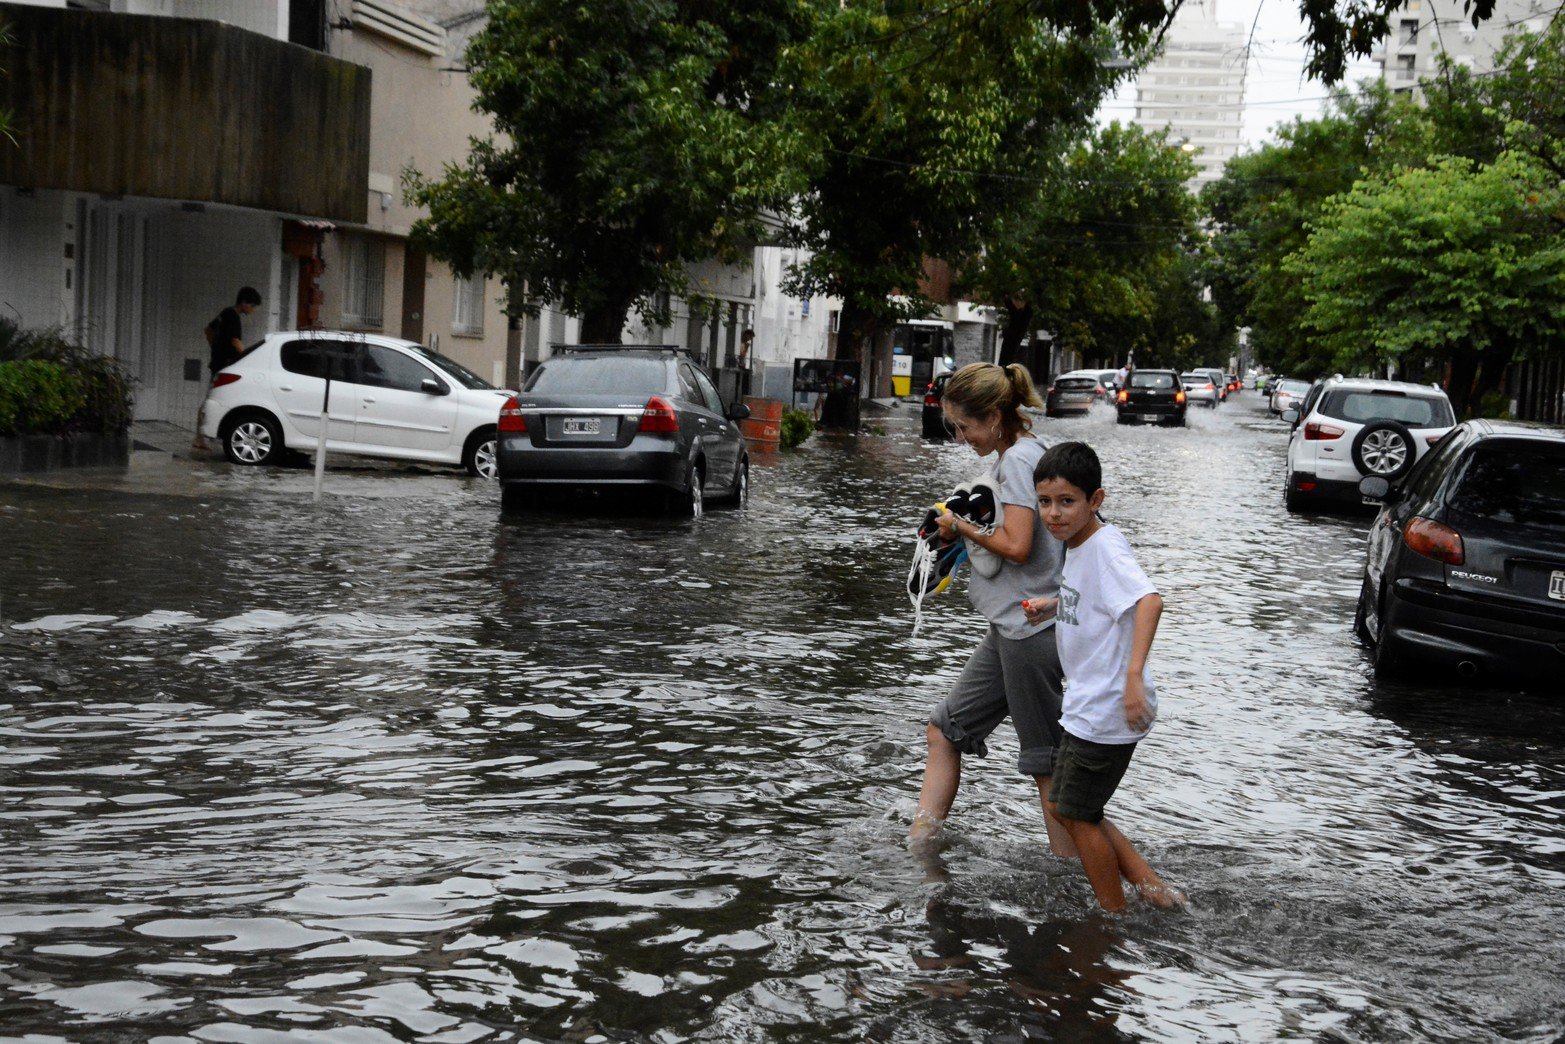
[1097,0,1386,150]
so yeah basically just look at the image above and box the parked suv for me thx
[1356,419,1565,682]
[1283,376,1455,512]
[201,331,512,476]
[495,346,750,516]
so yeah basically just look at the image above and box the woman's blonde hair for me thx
[943,362,1043,440]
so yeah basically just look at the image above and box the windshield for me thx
[1320,389,1454,428]
[1129,372,1176,389]
[405,345,494,390]
[524,355,670,396]
[1449,443,1565,531]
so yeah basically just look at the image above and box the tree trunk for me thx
[997,298,1032,368]
[578,301,633,345]
[1471,339,1515,417]
[1446,346,1481,419]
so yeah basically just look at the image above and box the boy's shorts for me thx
[928,625,1063,777]
[1048,732,1136,824]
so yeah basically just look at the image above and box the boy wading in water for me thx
[1025,441,1183,912]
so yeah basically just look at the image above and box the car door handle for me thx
[362,397,377,404]
[277,384,293,392]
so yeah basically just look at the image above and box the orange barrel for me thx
[741,397,784,451]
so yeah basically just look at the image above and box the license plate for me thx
[1550,570,1565,601]
[1140,414,1160,422]
[563,417,601,435]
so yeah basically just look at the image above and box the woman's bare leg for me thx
[912,723,961,842]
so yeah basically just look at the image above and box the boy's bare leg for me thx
[1033,777,1079,860]
[1059,818,1127,911]
[1100,819,1184,908]
[911,723,961,843]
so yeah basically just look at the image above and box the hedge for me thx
[0,360,89,435]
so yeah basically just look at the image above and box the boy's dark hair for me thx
[1034,441,1102,495]
[236,286,262,306]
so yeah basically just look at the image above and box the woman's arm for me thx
[938,501,1036,564]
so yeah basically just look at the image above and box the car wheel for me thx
[716,457,748,507]
[673,462,704,518]
[222,412,283,466]
[463,426,499,479]
[1352,420,1416,482]
[1353,575,1375,644]
[1116,414,1130,425]
[1284,474,1307,513]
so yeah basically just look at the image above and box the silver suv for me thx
[1283,376,1455,512]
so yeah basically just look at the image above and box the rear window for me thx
[1129,372,1176,389]
[1180,373,1209,383]
[1276,380,1311,395]
[1319,389,1454,428]
[1056,377,1097,390]
[1448,443,1565,530]
[524,356,670,395]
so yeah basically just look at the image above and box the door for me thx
[273,339,359,444]
[354,343,459,455]
[400,246,426,344]
[685,363,739,489]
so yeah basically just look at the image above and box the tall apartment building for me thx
[1377,0,1554,97]
[1130,0,1249,190]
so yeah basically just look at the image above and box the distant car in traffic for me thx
[1193,367,1228,403]
[1180,371,1221,408]
[1356,418,1565,682]
[201,331,512,477]
[922,372,952,439]
[1115,369,1187,426]
[1046,370,1111,417]
[495,345,749,516]
[1268,378,1311,415]
[1282,376,1455,512]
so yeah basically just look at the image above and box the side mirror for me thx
[1359,475,1392,501]
[421,378,449,396]
[726,402,751,422]
[1281,408,1298,424]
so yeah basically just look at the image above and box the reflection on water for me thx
[2,402,1563,1040]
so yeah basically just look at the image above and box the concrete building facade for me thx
[1129,0,1248,190]
[1375,0,1552,97]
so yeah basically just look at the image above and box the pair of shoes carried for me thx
[906,501,967,636]
[946,474,1004,578]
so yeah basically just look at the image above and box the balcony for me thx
[0,4,371,223]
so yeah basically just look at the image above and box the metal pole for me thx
[313,375,330,502]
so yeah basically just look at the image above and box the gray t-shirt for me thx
[966,435,1063,639]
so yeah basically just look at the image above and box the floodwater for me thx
[2,400,1562,1042]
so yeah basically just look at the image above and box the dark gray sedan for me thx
[495,346,750,516]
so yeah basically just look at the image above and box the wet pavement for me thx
[2,399,1563,1042]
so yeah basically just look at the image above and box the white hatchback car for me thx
[201,332,514,477]
[1283,376,1456,512]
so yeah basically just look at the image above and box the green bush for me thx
[780,406,814,450]
[0,360,88,435]
[0,316,134,434]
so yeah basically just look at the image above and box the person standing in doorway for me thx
[194,286,261,451]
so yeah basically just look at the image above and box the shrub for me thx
[780,406,814,450]
[0,360,88,435]
[0,316,134,433]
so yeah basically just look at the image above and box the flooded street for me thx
[2,399,1563,1042]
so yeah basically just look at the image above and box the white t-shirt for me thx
[1056,524,1159,744]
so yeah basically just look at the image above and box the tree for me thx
[406,0,811,342]
[958,122,1206,369]
[1285,152,1565,417]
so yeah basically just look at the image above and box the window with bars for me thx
[342,236,385,328]
[454,273,485,335]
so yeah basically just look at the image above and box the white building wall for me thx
[1378,0,1546,97]
[0,189,73,329]
[1130,0,1248,190]
[113,0,287,38]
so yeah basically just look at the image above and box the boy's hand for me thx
[1021,597,1058,625]
[1123,673,1154,732]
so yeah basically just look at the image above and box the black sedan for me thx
[1356,418,1565,683]
[495,346,750,516]
[1114,370,1187,427]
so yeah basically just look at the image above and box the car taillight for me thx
[923,394,939,407]
[639,395,680,433]
[1116,390,1128,404]
[1203,382,1214,390]
[1094,387,1105,396]
[1304,422,1344,440]
[1174,390,1186,404]
[211,373,240,387]
[498,395,527,433]
[1404,516,1464,565]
